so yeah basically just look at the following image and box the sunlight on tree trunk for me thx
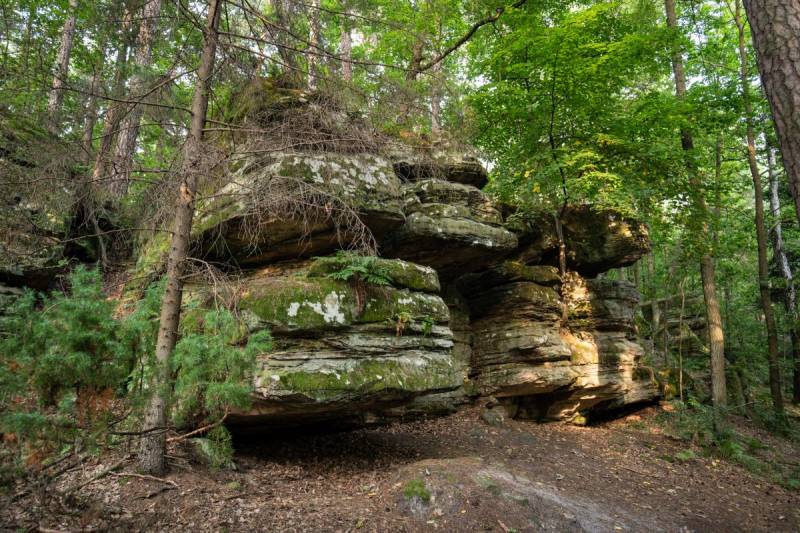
[664,0,726,407]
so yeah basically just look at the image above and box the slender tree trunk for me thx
[767,142,800,403]
[271,0,302,86]
[111,0,162,198]
[735,1,784,413]
[46,0,79,133]
[82,63,103,165]
[646,253,663,362]
[307,0,321,90]
[664,0,727,407]
[138,0,222,476]
[340,20,352,83]
[92,9,133,193]
[431,59,442,135]
[742,0,800,226]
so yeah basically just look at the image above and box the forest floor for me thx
[2,404,799,532]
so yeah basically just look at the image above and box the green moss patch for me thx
[260,355,459,403]
[402,479,431,503]
[308,255,440,293]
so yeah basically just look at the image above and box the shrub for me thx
[0,267,131,460]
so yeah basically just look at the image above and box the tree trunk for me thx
[742,0,800,227]
[111,0,162,198]
[92,8,134,193]
[340,21,352,82]
[271,0,302,86]
[767,142,800,403]
[138,0,222,475]
[664,0,727,407]
[46,0,79,133]
[307,0,321,90]
[82,61,103,165]
[735,0,784,413]
[431,59,442,134]
[646,253,663,362]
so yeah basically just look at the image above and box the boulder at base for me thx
[225,257,463,427]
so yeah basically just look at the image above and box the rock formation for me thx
[173,88,658,426]
[0,90,659,427]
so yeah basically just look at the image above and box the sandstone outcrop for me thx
[0,84,657,428]
[223,256,462,426]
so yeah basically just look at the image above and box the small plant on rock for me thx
[323,251,392,314]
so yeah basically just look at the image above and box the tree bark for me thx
[431,59,442,134]
[92,8,134,192]
[735,0,784,413]
[742,0,800,227]
[111,0,162,198]
[340,20,352,82]
[307,0,321,90]
[767,142,800,403]
[664,0,727,407]
[138,0,222,476]
[82,60,103,165]
[46,0,79,133]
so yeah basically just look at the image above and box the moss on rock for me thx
[257,353,459,403]
[307,255,440,293]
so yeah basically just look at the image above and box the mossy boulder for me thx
[254,352,460,405]
[307,255,440,293]
[193,152,404,266]
[227,77,313,125]
[239,272,449,333]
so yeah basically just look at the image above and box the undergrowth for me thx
[657,399,800,491]
[0,267,270,488]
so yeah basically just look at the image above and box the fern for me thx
[323,251,392,286]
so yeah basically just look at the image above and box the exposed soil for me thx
[2,405,799,532]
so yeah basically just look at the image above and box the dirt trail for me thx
[3,406,799,532]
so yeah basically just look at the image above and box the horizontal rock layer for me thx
[225,259,464,425]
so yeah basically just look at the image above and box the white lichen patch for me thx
[300,291,347,324]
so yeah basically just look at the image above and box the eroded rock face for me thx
[0,112,77,291]
[468,271,658,422]
[510,205,651,276]
[134,111,657,426]
[388,140,489,188]
[382,179,517,278]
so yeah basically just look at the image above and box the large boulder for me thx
[510,205,651,276]
[193,152,404,265]
[382,179,517,278]
[223,257,462,426]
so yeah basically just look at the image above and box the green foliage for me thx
[323,251,393,287]
[0,268,131,456]
[0,269,271,473]
[402,478,431,503]
[172,308,271,425]
[657,400,800,489]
